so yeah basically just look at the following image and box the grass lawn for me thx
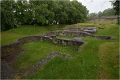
[29,37,101,79]
[10,41,79,71]
[1,21,119,79]
[29,21,119,79]
[98,42,119,78]
[1,24,64,46]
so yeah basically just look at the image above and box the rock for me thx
[83,27,97,34]
[72,37,82,41]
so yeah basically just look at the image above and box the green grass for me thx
[98,42,119,79]
[10,41,79,71]
[96,23,119,41]
[1,21,119,79]
[29,21,119,79]
[1,25,62,46]
[29,37,101,79]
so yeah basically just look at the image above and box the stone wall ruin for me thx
[1,26,115,79]
[1,26,114,59]
[93,35,115,40]
[1,35,84,58]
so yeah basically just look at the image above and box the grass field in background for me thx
[1,24,66,46]
[1,21,119,79]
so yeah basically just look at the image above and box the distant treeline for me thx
[1,0,88,31]
[88,8,115,19]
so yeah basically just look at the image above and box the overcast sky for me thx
[77,0,113,13]
[24,0,112,13]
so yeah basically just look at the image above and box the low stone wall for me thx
[57,38,71,45]
[1,35,84,58]
[70,40,84,46]
[44,30,92,37]
[93,35,115,40]
[63,31,92,37]
[68,27,81,31]
[44,31,58,36]
[1,36,43,58]
[57,38,84,46]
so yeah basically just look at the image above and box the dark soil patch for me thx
[1,51,24,63]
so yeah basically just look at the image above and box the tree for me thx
[1,0,89,31]
[112,0,120,24]
[88,7,116,20]
[88,13,97,18]
[1,0,16,31]
[102,8,115,16]
[98,11,103,21]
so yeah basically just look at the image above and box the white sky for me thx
[77,0,113,13]
[25,0,112,13]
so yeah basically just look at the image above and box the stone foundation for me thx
[1,35,84,58]
[44,30,93,37]
[63,31,92,37]
[93,35,115,40]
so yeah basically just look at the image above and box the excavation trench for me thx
[1,35,84,79]
[1,29,114,79]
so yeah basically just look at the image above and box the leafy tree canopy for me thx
[1,0,88,31]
